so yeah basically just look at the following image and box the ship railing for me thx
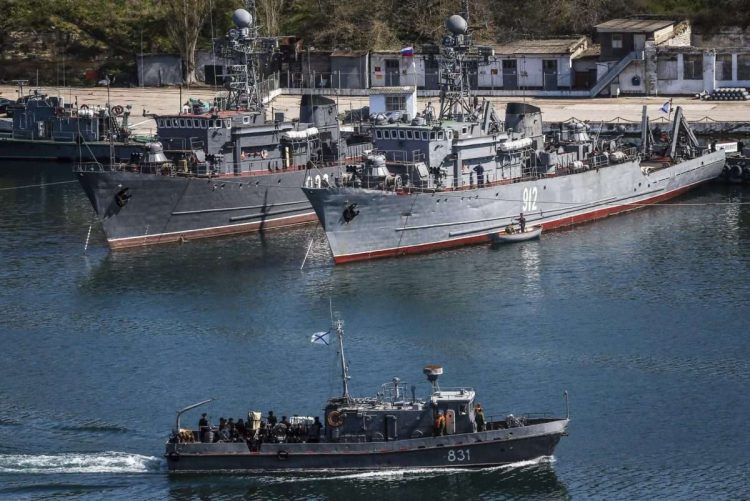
[483,411,559,430]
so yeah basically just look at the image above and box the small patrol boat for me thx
[165,319,569,472]
[492,225,543,244]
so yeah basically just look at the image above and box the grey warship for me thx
[75,3,368,249]
[302,14,726,264]
[0,82,144,162]
[165,319,569,472]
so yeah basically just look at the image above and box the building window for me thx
[738,54,750,80]
[385,95,406,112]
[717,54,733,81]
[683,54,703,80]
[657,55,678,80]
[611,33,623,49]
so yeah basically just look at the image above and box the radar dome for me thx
[446,15,468,35]
[232,9,252,28]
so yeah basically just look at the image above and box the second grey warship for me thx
[166,318,569,472]
[75,3,369,249]
[302,14,726,264]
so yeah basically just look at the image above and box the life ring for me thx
[260,149,268,159]
[112,105,124,116]
[327,411,344,427]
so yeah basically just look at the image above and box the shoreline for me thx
[2,85,750,135]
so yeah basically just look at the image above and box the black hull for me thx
[166,420,567,472]
[77,167,341,248]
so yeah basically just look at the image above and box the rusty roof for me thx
[594,18,676,33]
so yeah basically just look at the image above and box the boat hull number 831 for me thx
[522,187,538,212]
[447,449,471,462]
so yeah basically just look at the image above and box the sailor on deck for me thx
[434,411,447,436]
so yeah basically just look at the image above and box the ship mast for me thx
[438,13,474,120]
[335,318,351,400]
[218,0,265,113]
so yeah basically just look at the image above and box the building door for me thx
[543,59,558,90]
[502,60,518,90]
[385,59,400,86]
[424,58,440,90]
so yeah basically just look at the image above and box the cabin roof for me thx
[493,37,588,56]
[594,18,675,33]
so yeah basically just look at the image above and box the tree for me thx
[163,0,212,85]
[257,0,286,36]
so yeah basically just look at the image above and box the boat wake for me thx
[266,456,555,483]
[0,451,163,474]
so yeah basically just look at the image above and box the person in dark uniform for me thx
[308,416,323,443]
[266,410,277,426]
[199,413,209,431]
[475,404,486,432]
[517,212,526,233]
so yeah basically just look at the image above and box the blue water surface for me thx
[0,164,748,500]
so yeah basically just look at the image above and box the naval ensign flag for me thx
[311,330,331,345]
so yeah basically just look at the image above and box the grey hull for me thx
[304,151,725,263]
[77,166,340,248]
[166,419,567,472]
[0,138,144,162]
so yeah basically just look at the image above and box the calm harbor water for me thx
[1,163,749,500]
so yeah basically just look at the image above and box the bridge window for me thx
[438,131,445,140]
[430,131,436,140]
[390,130,397,139]
[398,130,406,140]
[201,119,207,128]
[179,119,186,127]
[225,119,231,128]
[421,131,429,140]
[243,116,250,124]
[406,130,413,140]
[375,130,382,139]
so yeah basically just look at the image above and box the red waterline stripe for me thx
[107,212,317,250]
[333,180,707,264]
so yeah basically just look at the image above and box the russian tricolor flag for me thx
[400,46,414,57]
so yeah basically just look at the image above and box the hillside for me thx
[1,0,748,85]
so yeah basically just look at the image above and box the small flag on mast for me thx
[311,330,331,345]
[659,98,673,114]
[400,46,414,57]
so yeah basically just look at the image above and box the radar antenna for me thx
[437,14,474,121]
[216,0,270,112]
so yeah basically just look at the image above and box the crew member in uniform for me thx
[517,212,526,233]
[434,411,446,436]
[475,404,486,432]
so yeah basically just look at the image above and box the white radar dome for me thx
[232,9,252,28]
[446,15,468,35]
